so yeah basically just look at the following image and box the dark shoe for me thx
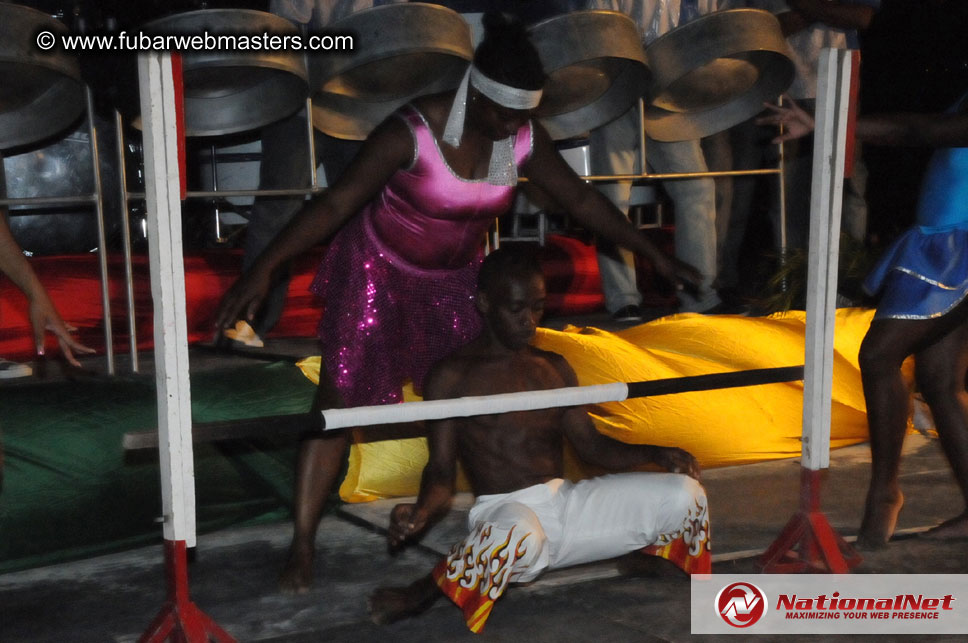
[611,305,644,323]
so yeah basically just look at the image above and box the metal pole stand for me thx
[139,540,236,643]
[758,467,861,573]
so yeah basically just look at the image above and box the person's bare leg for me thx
[279,369,347,594]
[858,298,968,548]
[278,433,347,593]
[368,573,441,625]
[916,320,968,540]
[857,319,915,548]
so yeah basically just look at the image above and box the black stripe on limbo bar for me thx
[625,366,805,399]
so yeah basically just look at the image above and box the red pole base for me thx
[758,467,862,574]
[139,540,237,643]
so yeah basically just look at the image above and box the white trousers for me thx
[589,107,720,312]
[459,473,708,584]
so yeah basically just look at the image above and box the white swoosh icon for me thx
[721,586,762,626]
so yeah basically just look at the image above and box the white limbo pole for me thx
[121,366,804,448]
[801,48,853,472]
[137,51,235,642]
[316,367,805,432]
[139,50,196,548]
[323,383,630,429]
[760,48,861,573]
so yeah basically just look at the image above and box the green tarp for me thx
[0,361,317,573]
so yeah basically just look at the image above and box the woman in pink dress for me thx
[216,12,700,593]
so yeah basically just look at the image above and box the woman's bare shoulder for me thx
[411,92,457,136]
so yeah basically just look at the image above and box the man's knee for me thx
[483,503,547,558]
[632,473,708,546]
[634,473,707,529]
[669,474,707,515]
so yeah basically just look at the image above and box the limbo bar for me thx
[320,365,804,430]
[123,366,804,449]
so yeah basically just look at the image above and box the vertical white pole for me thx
[802,48,852,470]
[138,51,197,545]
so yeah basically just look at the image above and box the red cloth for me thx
[0,236,608,361]
[641,532,712,575]
[0,249,325,360]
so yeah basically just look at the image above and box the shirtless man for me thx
[368,246,710,632]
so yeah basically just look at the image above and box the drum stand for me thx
[114,95,320,373]
[0,86,116,374]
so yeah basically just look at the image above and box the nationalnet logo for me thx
[693,575,968,634]
[716,582,768,627]
[775,591,954,621]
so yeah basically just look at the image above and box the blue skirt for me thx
[863,224,968,320]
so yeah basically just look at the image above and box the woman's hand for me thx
[651,252,703,295]
[28,293,95,367]
[214,268,272,333]
[756,96,816,143]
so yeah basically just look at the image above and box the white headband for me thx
[469,67,543,110]
[442,65,542,186]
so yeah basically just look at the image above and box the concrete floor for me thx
[2,315,968,642]
[2,434,965,642]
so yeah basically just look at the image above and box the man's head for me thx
[476,245,546,350]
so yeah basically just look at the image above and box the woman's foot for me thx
[278,543,315,595]
[856,487,904,549]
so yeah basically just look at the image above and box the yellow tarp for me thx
[298,308,884,503]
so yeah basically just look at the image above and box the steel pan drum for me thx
[310,3,473,140]
[0,3,85,150]
[643,9,794,142]
[2,118,122,255]
[142,9,309,137]
[529,11,651,140]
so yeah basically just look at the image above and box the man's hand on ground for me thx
[387,503,428,549]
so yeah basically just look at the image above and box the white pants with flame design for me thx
[441,472,708,594]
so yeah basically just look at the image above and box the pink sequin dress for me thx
[310,105,534,406]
